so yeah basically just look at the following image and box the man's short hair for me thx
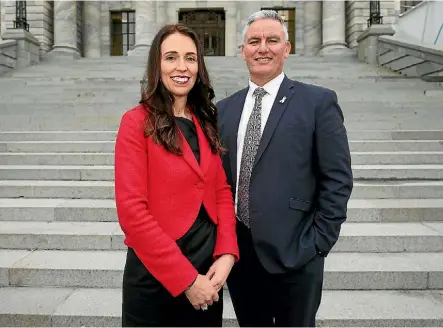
[241,10,289,43]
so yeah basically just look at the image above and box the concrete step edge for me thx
[1,287,443,327]
[1,179,443,187]
[0,250,442,289]
[0,221,442,252]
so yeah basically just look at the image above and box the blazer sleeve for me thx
[114,110,198,297]
[313,89,353,255]
[212,154,240,262]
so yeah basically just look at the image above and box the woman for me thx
[114,24,239,327]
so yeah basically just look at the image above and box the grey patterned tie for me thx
[237,87,267,228]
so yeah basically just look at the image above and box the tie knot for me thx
[253,87,267,98]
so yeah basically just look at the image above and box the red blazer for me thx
[114,104,239,297]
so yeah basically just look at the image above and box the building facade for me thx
[0,1,409,59]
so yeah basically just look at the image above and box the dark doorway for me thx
[179,9,226,56]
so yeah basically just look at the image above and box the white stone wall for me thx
[0,0,402,59]
[76,1,83,56]
[2,0,52,58]
[165,0,239,56]
[346,0,399,49]
[2,1,15,32]
[346,1,368,49]
[235,1,301,54]
[100,1,135,56]
[98,0,301,56]
[0,0,4,36]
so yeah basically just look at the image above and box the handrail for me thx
[379,35,443,65]
[435,23,443,45]
[399,0,427,17]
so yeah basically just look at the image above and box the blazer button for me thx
[196,182,204,189]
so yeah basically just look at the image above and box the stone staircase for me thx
[1,54,443,326]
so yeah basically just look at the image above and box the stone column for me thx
[128,0,156,57]
[295,2,305,55]
[303,1,322,56]
[50,0,80,58]
[156,1,166,28]
[225,8,237,56]
[320,0,350,55]
[83,1,101,58]
[0,0,6,39]
[237,1,261,55]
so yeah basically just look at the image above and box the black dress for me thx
[121,117,223,327]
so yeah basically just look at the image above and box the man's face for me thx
[241,18,291,85]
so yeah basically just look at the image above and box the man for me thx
[216,10,353,327]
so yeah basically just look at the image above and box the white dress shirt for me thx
[235,72,285,212]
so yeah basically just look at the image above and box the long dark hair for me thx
[139,24,224,155]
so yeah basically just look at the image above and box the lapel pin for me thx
[279,96,286,103]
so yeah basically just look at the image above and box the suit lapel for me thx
[254,76,295,166]
[228,88,248,190]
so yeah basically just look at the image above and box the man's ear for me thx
[285,41,291,59]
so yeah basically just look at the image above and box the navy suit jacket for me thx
[217,75,353,274]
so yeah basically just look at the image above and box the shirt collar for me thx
[248,72,285,98]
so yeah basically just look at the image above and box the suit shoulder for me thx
[217,87,248,109]
[292,80,336,99]
[118,103,148,132]
[121,103,148,122]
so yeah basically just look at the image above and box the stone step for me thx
[1,70,411,79]
[0,142,115,153]
[1,140,443,152]
[3,93,440,103]
[0,221,442,253]
[0,180,114,199]
[353,165,443,180]
[0,130,152,142]
[1,287,443,327]
[0,250,441,289]
[1,151,442,165]
[1,72,436,80]
[2,180,443,200]
[0,83,437,92]
[5,72,407,80]
[349,140,443,151]
[0,131,117,141]
[352,152,443,165]
[2,104,442,116]
[2,117,443,132]
[352,181,443,199]
[2,96,442,106]
[1,164,443,180]
[1,130,443,141]
[0,153,114,165]
[0,198,442,223]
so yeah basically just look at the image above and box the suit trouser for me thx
[227,221,325,327]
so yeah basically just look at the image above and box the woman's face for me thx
[160,32,199,98]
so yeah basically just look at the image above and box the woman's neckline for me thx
[174,115,193,122]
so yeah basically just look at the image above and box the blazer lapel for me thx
[178,117,205,181]
[228,88,248,190]
[254,76,295,166]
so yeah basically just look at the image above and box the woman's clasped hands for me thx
[184,254,236,311]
